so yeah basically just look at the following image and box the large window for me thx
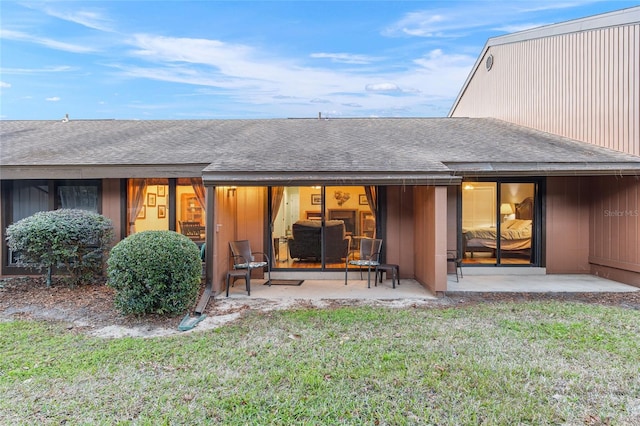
[270,186,377,270]
[127,178,205,244]
[462,180,537,265]
[4,180,101,268]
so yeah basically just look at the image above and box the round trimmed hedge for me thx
[107,230,202,315]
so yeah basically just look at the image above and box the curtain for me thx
[127,179,147,235]
[364,186,378,238]
[270,187,285,262]
[190,177,206,212]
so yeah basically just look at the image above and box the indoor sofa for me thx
[288,220,350,262]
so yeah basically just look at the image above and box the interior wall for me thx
[545,176,590,273]
[385,186,415,279]
[589,176,640,286]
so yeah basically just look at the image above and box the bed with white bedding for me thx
[462,197,534,258]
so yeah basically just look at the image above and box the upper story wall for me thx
[450,20,639,156]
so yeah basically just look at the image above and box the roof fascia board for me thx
[486,6,640,47]
[447,162,640,176]
[202,171,462,186]
[0,164,209,180]
[448,6,640,116]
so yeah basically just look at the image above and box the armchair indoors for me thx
[344,238,383,288]
[287,220,350,262]
[228,240,271,296]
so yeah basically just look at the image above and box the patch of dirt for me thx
[1,276,639,339]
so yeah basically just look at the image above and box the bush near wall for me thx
[107,231,202,316]
[5,209,114,287]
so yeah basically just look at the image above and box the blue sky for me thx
[1,1,638,120]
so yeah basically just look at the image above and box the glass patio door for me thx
[462,181,536,266]
[270,186,376,270]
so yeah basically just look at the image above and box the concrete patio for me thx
[217,271,639,300]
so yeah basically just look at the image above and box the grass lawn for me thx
[1,301,639,425]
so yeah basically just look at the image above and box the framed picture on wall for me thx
[311,194,321,205]
[158,205,166,218]
[157,185,165,197]
[147,193,156,207]
[359,194,368,205]
[137,205,146,219]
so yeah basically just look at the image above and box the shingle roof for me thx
[2,118,639,184]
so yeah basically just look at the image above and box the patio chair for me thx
[344,238,383,288]
[228,240,271,295]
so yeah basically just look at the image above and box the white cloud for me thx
[0,81,11,88]
[366,83,402,93]
[382,1,594,38]
[1,66,74,75]
[495,23,552,33]
[38,6,114,32]
[310,52,378,64]
[0,29,96,53]
[111,32,476,117]
[46,97,61,102]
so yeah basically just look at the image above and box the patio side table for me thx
[226,269,251,297]
[375,264,399,288]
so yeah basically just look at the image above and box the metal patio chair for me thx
[344,238,383,288]
[228,240,271,296]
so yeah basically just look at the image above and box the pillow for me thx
[509,219,531,231]
[503,219,518,229]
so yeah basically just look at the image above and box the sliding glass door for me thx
[270,186,376,270]
[462,180,537,266]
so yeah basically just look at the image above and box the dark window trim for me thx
[3,179,102,274]
[458,177,545,268]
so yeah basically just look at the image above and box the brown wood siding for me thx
[236,187,266,279]
[446,186,458,273]
[213,186,238,293]
[589,176,640,286]
[413,186,448,293]
[545,177,590,273]
[385,186,415,279]
[451,23,640,156]
[101,179,123,242]
[0,187,4,276]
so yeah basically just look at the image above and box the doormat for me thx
[265,279,304,286]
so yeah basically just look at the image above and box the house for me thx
[1,7,639,295]
[449,5,640,287]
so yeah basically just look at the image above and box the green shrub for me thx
[106,231,202,316]
[5,209,114,287]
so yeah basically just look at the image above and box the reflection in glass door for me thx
[462,181,535,265]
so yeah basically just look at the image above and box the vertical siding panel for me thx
[612,27,618,151]
[451,23,638,157]
[632,24,637,157]
[623,26,629,154]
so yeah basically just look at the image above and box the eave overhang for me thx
[0,164,209,180]
[446,162,640,177]
[201,171,462,187]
